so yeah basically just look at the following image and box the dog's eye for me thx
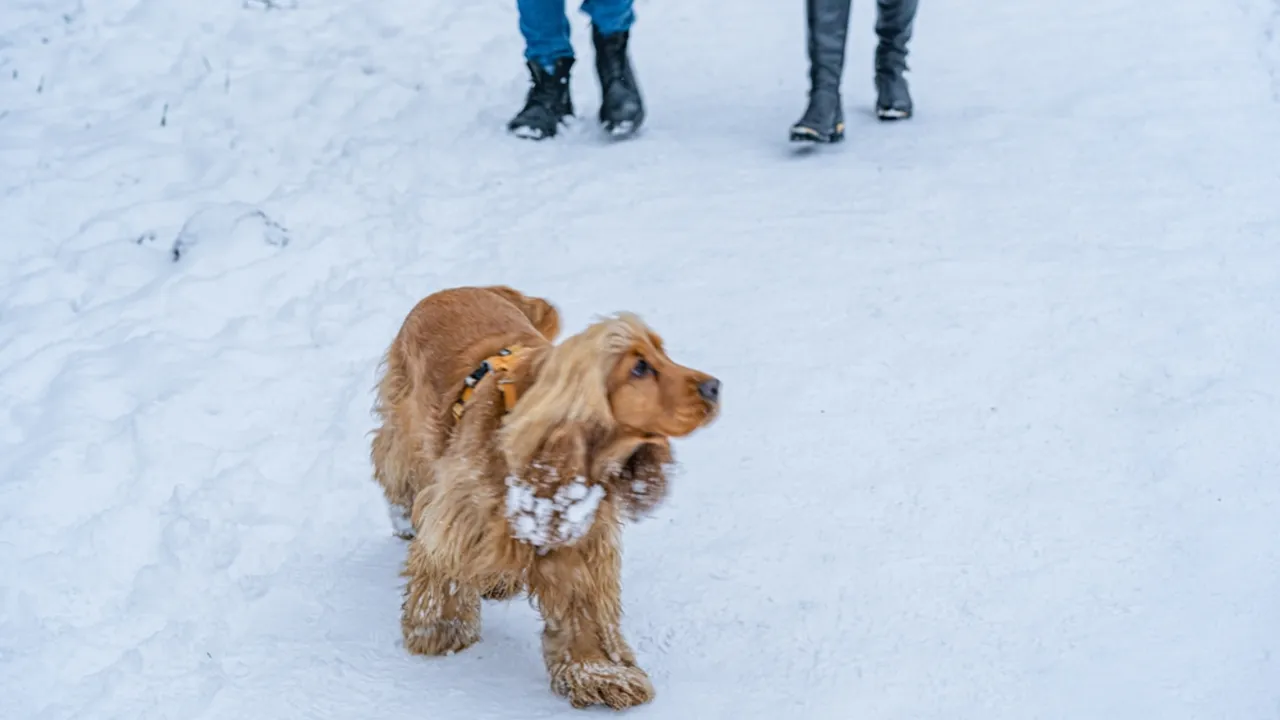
[631,358,653,378]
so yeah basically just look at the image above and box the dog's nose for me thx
[697,377,721,403]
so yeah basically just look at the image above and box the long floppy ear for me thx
[498,318,634,552]
[498,316,637,471]
[594,437,675,522]
[503,424,609,553]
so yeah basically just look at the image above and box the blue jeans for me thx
[518,0,634,67]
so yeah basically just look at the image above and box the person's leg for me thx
[519,0,574,66]
[874,0,917,119]
[580,0,633,36]
[509,0,576,139]
[582,0,644,135]
[790,0,853,143]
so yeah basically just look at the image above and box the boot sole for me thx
[789,124,845,143]
[876,107,912,121]
[510,125,553,140]
[601,119,643,138]
[508,114,575,141]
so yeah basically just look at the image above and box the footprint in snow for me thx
[169,203,290,266]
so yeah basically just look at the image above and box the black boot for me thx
[874,0,917,120]
[791,0,852,143]
[592,26,645,136]
[507,57,575,140]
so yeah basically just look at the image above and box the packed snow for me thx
[505,469,607,550]
[3,0,1280,719]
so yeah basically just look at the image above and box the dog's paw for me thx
[504,473,607,551]
[402,617,479,656]
[389,503,416,540]
[550,662,655,710]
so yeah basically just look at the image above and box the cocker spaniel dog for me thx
[369,285,720,710]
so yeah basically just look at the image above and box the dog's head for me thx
[603,315,720,439]
[498,313,719,521]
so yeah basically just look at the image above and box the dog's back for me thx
[370,285,560,536]
[394,286,558,401]
[477,285,560,342]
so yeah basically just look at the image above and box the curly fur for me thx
[369,285,718,710]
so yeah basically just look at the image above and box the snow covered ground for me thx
[3,0,1280,717]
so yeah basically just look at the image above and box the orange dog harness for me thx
[451,345,527,421]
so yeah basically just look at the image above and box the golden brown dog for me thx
[369,285,720,710]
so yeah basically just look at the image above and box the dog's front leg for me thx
[529,541,654,710]
[400,535,481,656]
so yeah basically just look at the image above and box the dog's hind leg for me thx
[371,348,432,539]
[371,422,420,539]
[400,535,481,656]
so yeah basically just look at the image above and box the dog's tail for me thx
[483,285,561,341]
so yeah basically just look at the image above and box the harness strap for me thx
[451,345,526,421]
